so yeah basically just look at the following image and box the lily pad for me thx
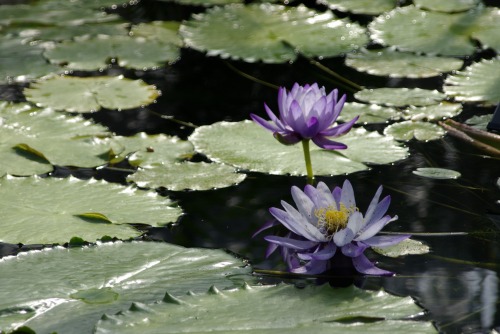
[412,167,461,179]
[0,176,182,244]
[0,241,249,334]
[24,75,159,113]
[180,3,368,63]
[402,103,463,121]
[95,284,436,334]
[189,121,408,176]
[156,0,242,7]
[317,0,397,15]
[413,0,480,13]
[44,35,180,71]
[127,162,247,191]
[0,102,112,176]
[338,102,401,124]
[345,48,463,78]
[444,57,500,106]
[355,88,446,107]
[130,21,183,45]
[465,114,492,130]
[373,238,431,257]
[384,121,446,141]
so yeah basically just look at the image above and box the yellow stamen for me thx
[314,203,357,234]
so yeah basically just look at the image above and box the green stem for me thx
[302,139,314,185]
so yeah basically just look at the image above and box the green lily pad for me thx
[413,0,480,13]
[24,76,160,113]
[317,0,397,15]
[0,102,112,176]
[180,3,368,63]
[337,102,401,124]
[95,284,436,334]
[130,21,183,45]
[355,88,446,107]
[156,0,242,7]
[35,0,135,9]
[373,238,431,257]
[0,176,182,244]
[127,162,247,191]
[465,114,492,130]
[345,48,463,78]
[402,103,463,121]
[444,57,500,106]
[44,35,180,71]
[110,132,194,166]
[189,121,408,176]
[0,241,249,334]
[412,167,461,179]
[384,121,446,141]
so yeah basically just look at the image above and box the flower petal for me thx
[303,116,320,138]
[320,115,359,137]
[290,259,328,275]
[252,219,280,238]
[298,242,337,261]
[340,179,356,210]
[362,234,411,248]
[352,253,394,276]
[250,113,279,132]
[311,135,347,150]
[265,242,280,258]
[264,235,318,250]
[341,242,367,257]
[273,132,301,145]
[291,186,316,225]
[331,93,347,121]
[355,215,394,241]
[363,185,383,225]
[346,211,364,236]
[364,195,391,227]
[271,204,326,242]
[333,226,355,247]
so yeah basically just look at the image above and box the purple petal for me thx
[250,113,279,132]
[364,195,391,227]
[352,253,394,276]
[291,186,316,224]
[315,182,336,208]
[273,132,301,145]
[311,135,347,150]
[364,186,383,225]
[331,93,347,121]
[290,259,328,275]
[355,215,393,241]
[298,242,337,261]
[320,115,358,137]
[345,211,364,236]
[341,242,367,257]
[263,103,280,124]
[252,219,280,238]
[288,100,308,137]
[265,242,280,258]
[362,234,411,248]
[303,117,320,138]
[332,186,341,205]
[270,205,326,242]
[333,226,355,247]
[264,235,319,250]
[340,179,356,210]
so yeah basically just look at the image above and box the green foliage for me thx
[384,121,446,141]
[355,88,446,107]
[412,167,461,179]
[317,0,397,15]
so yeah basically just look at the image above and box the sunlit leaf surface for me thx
[130,21,183,45]
[155,0,242,7]
[444,57,500,106]
[189,121,408,176]
[413,0,480,13]
[402,103,462,121]
[24,76,159,113]
[355,88,446,107]
[373,238,431,257]
[317,0,397,15]
[128,162,246,191]
[345,48,463,78]
[412,167,461,179]
[180,3,368,63]
[0,242,249,334]
[0,176,182,244]
[96,284,436,333]
[337,102,401,124]
[384,121,446,141]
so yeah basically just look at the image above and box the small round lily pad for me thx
[338,102,401,124]
[355,88,446,107]
[412,167,461,179]
[384,120,446,141]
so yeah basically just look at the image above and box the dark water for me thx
[1,1,500,333]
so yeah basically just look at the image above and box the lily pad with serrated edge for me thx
[413,0,480,13]
[412,167,461,179]
[110,132,194,166]
[317,0,398,16]
[345,48,463,78]
[0,102,112,175]
[444,57,500,106]
[0,241,249,334]
[465,114,491,130]
[130,21,183,45]
[355,88,446,107]
[44,35,180,71]
[180,3,368,63]
[155,0,242,7]
[189,121,408,176]
[384,121,446,141]
[373,238,430,257]
[127,162,247,191]
[337,102,402,124]
[24,75,159,113]
[0,176,182,244]
[95,284,436,334]
[402,103,463,121]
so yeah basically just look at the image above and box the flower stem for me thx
[301,139,315,185]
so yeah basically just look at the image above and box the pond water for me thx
[1,1,500,333]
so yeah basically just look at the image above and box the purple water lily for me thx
[250,83,358,150]
[260,180,410,276]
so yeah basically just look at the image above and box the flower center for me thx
[314,203,356,235]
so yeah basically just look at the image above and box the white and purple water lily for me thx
[260,180,410,276]
[250,83,358,150]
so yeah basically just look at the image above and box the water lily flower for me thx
[261,180,411,276]
[250,83,358,150]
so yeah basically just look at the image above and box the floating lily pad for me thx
[369,5,500,56]
[355,88,446,107]
[189,121,408,176]
[0,176,182,244]
[402,103,463,121]
[317,0,397,15]
[44,35,180,71]
[96,284,436,334]
[24,76,159,113]
[130,21,183,45]
[444,57,500,106]
[384,121,446,141]
[465,114,491,130]
[373,238,431,257]
[413,0,480,13]
[345,48,463,78]
[180,3,368,63]
[0,241,249,334]
[156,0,242,7]
[412,167,461,179]
[111,132,194,166]
[0,102,112,176]
[128,162,247,191]
[338,102,401,124]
